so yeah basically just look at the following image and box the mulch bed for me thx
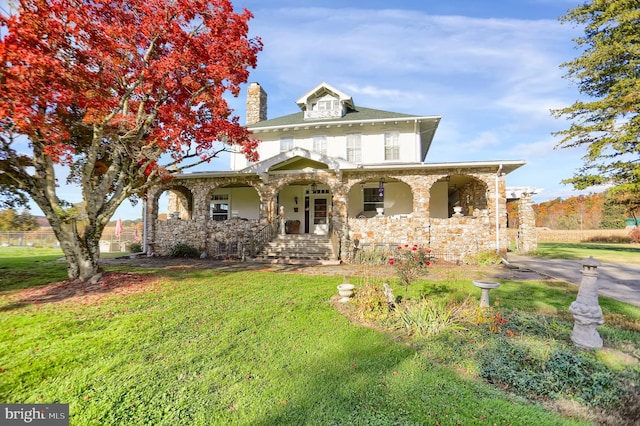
[2,272,161,310]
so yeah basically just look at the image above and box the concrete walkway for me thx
[506,254,640,307]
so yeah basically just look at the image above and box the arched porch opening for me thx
[157,185,194,221]
[347,177,413,218]
[430,175,488,218]
[207,184,260,222]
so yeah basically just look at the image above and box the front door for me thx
[312,197,328,235]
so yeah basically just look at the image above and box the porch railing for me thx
[245,221,279,258]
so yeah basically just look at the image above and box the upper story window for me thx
[305,97,343,120]
[346,133,362,163]
[312,100,340,111]
[384,131,400,161]
[211,194,230,221]
[313,136,327,155]
[280,137,294,152]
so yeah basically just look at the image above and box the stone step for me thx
[255,234,335,261]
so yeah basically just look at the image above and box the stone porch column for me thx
[517,192,537,253]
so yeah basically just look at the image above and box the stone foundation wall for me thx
[151,218,265,256]
[346,209,504,262]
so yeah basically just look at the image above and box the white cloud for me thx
[465,131,501,151]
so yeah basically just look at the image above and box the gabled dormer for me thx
[295,82,355,121]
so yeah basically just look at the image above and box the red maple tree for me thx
[0,0,262,280]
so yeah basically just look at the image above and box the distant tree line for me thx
[507,191,637,230]
[0,208,39,231]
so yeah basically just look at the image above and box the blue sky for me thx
[3,0,594,220]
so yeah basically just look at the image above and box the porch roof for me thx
[174,158,526,180]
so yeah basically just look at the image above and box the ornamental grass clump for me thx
[389,244,433,289]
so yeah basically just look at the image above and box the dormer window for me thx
[305,96,342,120]
[296,82,355,121]
[312,100,340,111]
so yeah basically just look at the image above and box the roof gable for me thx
[239,147,358,174]
[295,82,355,111]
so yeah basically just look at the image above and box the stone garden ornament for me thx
[569,257,604,349]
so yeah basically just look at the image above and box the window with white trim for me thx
[346,133,361,162]
[210,194,230,221]
[363,188,384,211]
[312,100,340,111]
[280,137,293,152]
[313,135,327,155]
[384,131,400,160]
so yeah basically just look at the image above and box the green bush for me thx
[464,250,503,266]
[127,242,143,253]
[169,243,200,258]
[352,281,395,324]
[479,339,625,407]
[398,296,473,337]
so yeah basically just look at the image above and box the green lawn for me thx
[534,242,640,264]
[1,256,639,425]
[0,247,132,292]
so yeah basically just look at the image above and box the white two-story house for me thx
[145,82,538,260]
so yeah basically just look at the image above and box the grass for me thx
[1,255,639,424]
[533,242,640,264]
[0,247,134,292]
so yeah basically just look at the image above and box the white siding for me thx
[231,122,421,170]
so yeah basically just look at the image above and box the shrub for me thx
[464,250,503,266]
[629,226,640,243]
[352,281,395,324]
[389,244,433,288]
[398,296,474,337]
[352,245,393,265]
[127,242,143,253]
[479,339,625,407]
[169,243,200,258]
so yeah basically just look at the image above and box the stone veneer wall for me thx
[146,167,510,259]
[153,217,265,256]
[516,193,538,253]
[347,210,498,262]
[246,82,267,125]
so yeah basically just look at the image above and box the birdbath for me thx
[472,280,500,308]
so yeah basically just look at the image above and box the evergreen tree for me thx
[552,1,640,203]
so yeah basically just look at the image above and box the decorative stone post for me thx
[517,192,537,253]
[279,206,286,235]
[569,257,604,349]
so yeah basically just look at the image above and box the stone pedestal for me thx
[337,284,355,303]
[569,257,604,349]
[472,280,500,308]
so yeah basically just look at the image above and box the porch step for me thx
[255,234,335,261]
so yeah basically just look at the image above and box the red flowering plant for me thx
[388,244,434,289]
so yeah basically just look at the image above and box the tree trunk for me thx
[54,221,103,282]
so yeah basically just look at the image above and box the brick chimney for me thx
[246,82,267,125]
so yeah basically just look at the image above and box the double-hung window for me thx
[346,133,362,163]
[211,194,230,221]
[363,188,384,212]
[280,137,294,152]
[313,135,327,155]
[384,131,400,160]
